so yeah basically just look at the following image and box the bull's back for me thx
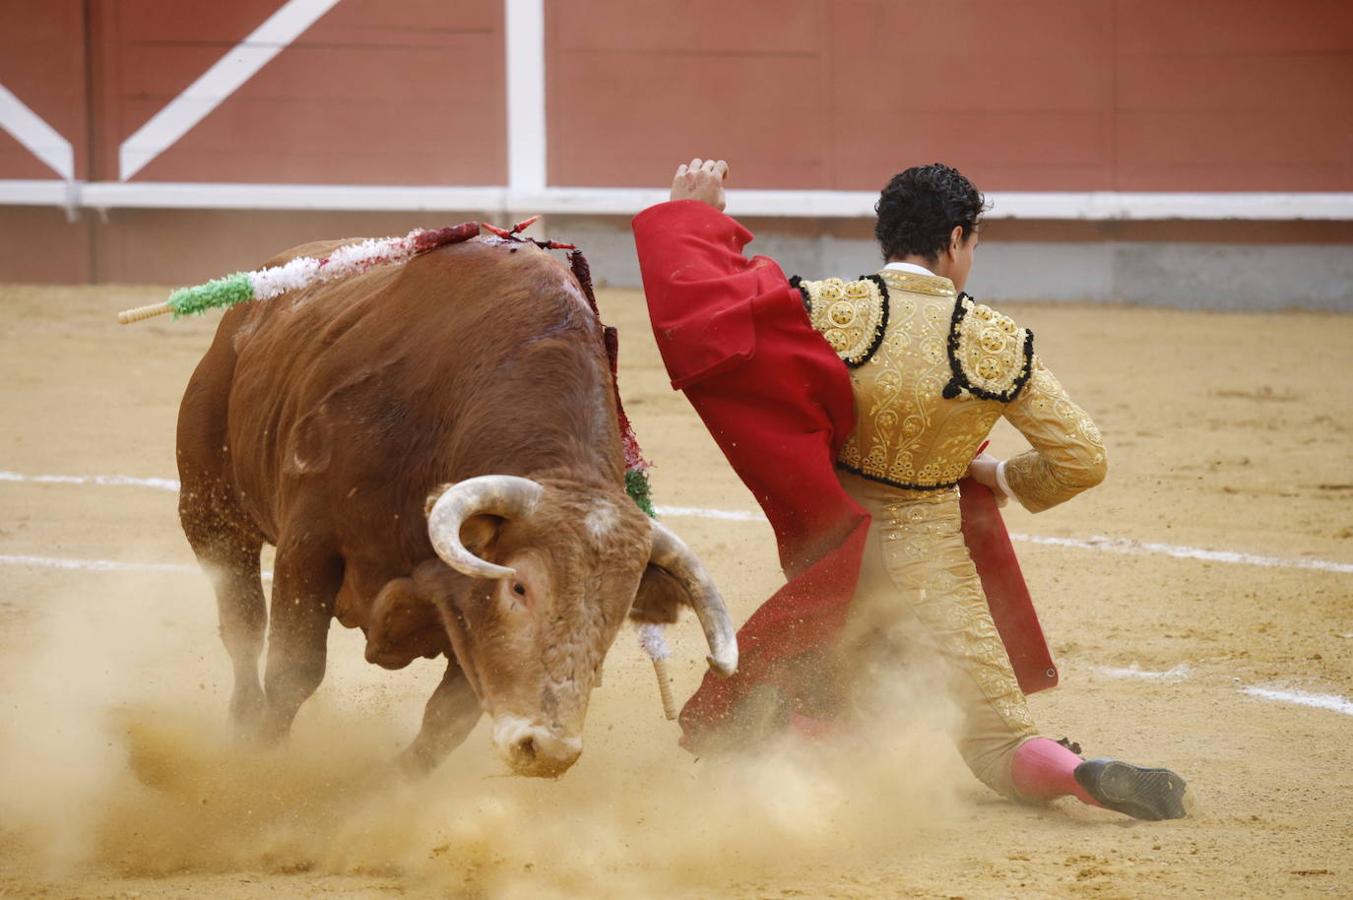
[176,239,371,490]
[185,237,611,552]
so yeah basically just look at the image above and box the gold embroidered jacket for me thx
[794,269,1106,512]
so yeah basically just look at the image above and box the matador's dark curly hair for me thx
[874,163,987,263]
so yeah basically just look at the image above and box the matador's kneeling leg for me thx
[1011,736,1189,821]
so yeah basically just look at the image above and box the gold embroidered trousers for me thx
[837,471,1037,797]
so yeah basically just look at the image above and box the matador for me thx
[633,159,1189,821]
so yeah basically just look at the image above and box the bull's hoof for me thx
[228,685,265,734]
[395,741,442,779]
[243,705,298,748]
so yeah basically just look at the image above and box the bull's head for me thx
[422,475,736,777]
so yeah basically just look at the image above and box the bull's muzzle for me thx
[492,716,582,777]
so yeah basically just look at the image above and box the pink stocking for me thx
[1010,737,1100,807]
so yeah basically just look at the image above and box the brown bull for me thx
[176,234,736,777]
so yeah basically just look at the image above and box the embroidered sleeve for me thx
[794,275,889,368]
[942,294,1034,401]
[1000,356,1108,513]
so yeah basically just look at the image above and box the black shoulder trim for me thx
[788,275,811,314]
[941,292,1035,402]
[843,274,889,369]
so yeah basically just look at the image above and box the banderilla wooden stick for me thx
[652,657,677,721]
[638,623,678,721]
[117,301,174,324]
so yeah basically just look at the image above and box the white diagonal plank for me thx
[0,84,74,179]
[118,0,342,181]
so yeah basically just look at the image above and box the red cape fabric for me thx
[959,481,1059,695]
[632,200,1053,747]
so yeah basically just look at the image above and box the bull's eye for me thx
[512,582,526,597]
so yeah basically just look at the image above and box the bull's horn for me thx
[648,521,738,676]
[427,475,544,580]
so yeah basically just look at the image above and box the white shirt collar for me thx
[882,261,937,277]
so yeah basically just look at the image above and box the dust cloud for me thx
[0,571,967,897]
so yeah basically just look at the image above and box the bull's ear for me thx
[628,563,685,624]
[410,558,473,605]
[459,514,502,559]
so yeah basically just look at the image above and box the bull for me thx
[175,231,736,777]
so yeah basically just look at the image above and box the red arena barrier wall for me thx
[0,0,1349,297]
[88,0,506,185]
[3,0,1348,190]
[544,0,1353,193]
[0,1,88,181]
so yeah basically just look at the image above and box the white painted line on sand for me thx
[654,504,768,523]
[1010,533,1353,575]
[0,552,274,582]
[0,553,195,575]
[0,470,179,491]
[1242,686,1353,718]
[654,510,1353,576]
[10,549,1352,721]
[1097,665,1353,720]
[3,469,1351,575]
[1093,663,1193,682]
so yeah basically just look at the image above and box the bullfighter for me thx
[632,158,1189,821]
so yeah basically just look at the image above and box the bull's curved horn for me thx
[648,521,738,677]
[427,475,544,580]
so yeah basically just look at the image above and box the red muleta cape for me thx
[632,200,1055,749]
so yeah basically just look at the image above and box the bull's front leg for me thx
[398,661,482,774]
[258,533,343,743]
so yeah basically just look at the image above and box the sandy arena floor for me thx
[0,275,1350,898]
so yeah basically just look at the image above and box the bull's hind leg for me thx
[180,496,268,730]
[178,319,271,732]
[208,540,268,727]
[399,661,482,774]
[258,531,344,743]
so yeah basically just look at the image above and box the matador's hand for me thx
[968,452,1010,508]
[670,158,729,210]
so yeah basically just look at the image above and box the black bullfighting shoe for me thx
[1074,758,1189,821]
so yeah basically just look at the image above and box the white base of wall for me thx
[973,242,1353,309]
[552,217,1353,310]
[1,194,1348,309]
[4,179,1353,222]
